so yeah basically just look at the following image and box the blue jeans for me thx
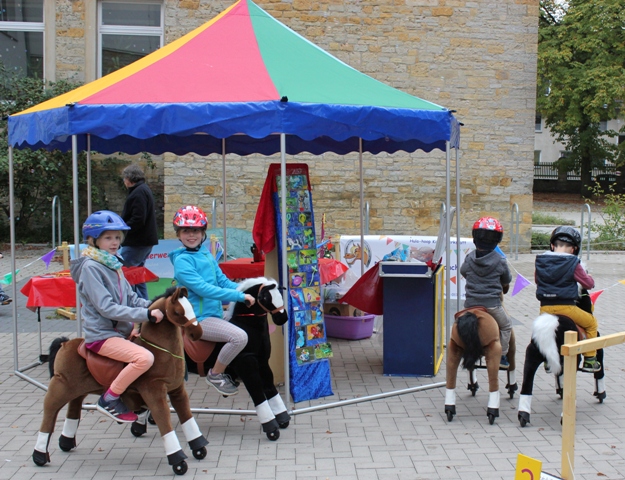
[119,245,153,300]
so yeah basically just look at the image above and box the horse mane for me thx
[224,276,277,320]
[152,286,179,301]
[532,313,561,375]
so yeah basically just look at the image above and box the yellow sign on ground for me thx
[515,454,542,480]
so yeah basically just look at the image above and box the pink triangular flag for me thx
[511,273,531,296]
[589,290,604,305]
[41,249,57,269]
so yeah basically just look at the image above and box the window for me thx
[535,115,542,132]
[599,120,608,132]
[0,0,44,78]
[534,150,541,165]
[98,1,163,77]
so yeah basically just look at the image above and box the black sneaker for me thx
[0,294,12,305]
[96,395,138,423]
[499,355,510,369]
[581,356,601,373]
[205,371,238,396]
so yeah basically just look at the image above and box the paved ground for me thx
[1,247,625,479]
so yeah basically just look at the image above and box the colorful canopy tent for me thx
[7,0,459,407]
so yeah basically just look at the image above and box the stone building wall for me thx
[53,0,538,249]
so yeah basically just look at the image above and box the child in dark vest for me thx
[535,226,600,372]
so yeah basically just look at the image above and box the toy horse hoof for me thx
[467,382,479,396]
[130,421,147,437]
[486,407,499,425]
[192,447,207,460]
[594,391,607,403]
[506,383,518,399]
[32,449,50,466]
[518,411,530,427]
[147,413,156,425]
[278,420,290,429]
[266,429,280,441]
[59,434,76,451]
[172,460,188,475]
[444,405,456,422]
[556,388,563,399]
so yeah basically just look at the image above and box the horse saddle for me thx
[183,332,216,377]
[77,340,124,387]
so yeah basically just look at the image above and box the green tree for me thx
[537,0,625,197]
[0,64,117,242]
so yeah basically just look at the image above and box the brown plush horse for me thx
[32,287,207,476]
[444,307,517,425]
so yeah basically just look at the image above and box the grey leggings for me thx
[199,317,248,366]
[485,305,512,356]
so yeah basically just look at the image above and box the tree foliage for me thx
[537,0,625,196]
[0,64,120,242]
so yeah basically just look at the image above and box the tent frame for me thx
[9,133,461,416]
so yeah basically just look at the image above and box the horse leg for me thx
[139,383,188,472]
[518,341,544,427]
[505,329,518,398]
[485,341,502,424]
[258,360,290,428]
[168,384,209,459]
[56,395,87,453]
[444,340,463,421]
[231,355,280,439]
[593,335,606,403]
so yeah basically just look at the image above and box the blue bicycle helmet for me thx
[82,210,130,240]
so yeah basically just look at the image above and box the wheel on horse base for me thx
[486,407,499,425]
[556,388,563,399]
[444,405,456,422]
[487,413,496,425]
[278,420,290,429]
[130,421,147,437]
[172,460,188,475]
[266,429,280,441]
[594,391,606,403]
[192,446,207,460]
[506,383,518,400]
[467,382,479,396]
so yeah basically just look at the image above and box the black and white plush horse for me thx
[184,277,290,440]
[517,293,605,427]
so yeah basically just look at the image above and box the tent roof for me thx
[8,0,459,156]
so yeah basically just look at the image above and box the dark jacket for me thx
[460,250,512,308]
[535,252,579,305]
[121,180,158,247]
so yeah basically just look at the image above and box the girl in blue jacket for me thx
[169,205,254,396]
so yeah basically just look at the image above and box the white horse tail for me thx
[531,313,561,376]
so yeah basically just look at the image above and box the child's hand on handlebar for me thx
[244,294,256,307]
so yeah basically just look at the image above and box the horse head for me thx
[229,277,288,326]
[153,287,203,341]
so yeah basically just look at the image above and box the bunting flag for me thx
[511,273,532,297]
[0,270,19,285]
[589,290,604,304]
[41,249,57,269]
[495,245,506,258]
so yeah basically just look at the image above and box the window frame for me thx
[535,114,542,133]
[96,0,164,78]
[0,1,45,79]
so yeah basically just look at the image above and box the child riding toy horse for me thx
[184,277,290,440]
[32,287,207,476]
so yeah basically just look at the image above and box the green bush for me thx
[589,183,625,250]
[531,232,551,251]
[532,212,575,225]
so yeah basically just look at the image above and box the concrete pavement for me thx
[1,248,625,479]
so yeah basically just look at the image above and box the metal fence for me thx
[534,162,617,182]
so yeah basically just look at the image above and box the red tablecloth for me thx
[20,267,158,309]
[220,257,348,284]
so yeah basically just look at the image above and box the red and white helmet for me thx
[472,216,503,248]
[173,205,208,230]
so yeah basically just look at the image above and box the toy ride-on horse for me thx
[445,307,517,425]
[517,312,606,427]
[184,277,290,440]
[33,287,208,476]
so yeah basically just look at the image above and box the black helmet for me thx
[550,226,581,253]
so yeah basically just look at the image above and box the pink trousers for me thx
[98,336,154,395]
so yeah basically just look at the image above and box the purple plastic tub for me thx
[324,314,375,340]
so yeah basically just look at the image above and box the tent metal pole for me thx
[222,139,227,258]
[359,139,364,277]
[9,146,19,374]
[280,134,290,406]
[455,147,461,312]
[445,141,451,346]
[87,134,92,215]
[72,135,82,335]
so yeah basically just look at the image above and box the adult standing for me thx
[119,164,159,299]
